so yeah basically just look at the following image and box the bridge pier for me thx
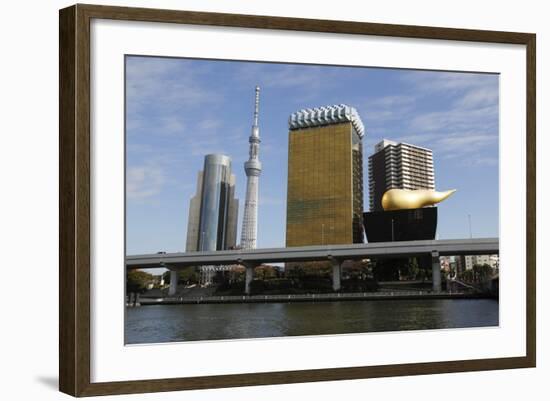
[431,251,442,292]
[330,258,342,292]
[168,269,178,296]
[244,263,255,295]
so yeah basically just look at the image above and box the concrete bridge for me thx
[126,238,498,295]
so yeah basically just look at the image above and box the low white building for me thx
[464,254,499,270]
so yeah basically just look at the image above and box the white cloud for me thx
[157,116,186,136]
[127,165,166,200]
[236,63,330,90]
[471,156,498,166]
[125,56,223,119]
[409,104,497,133]
[373,95,416,107]
[455,86,499,109]
[198,119,222,131]
[437,133,496,150]
[363,71,499,164]
[233,63,344,106]
[362,95,416,124]
[390,133,439,145]
[400,71,497,93]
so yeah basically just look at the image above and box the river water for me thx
[125,299,498,344]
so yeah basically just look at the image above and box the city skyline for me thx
[126,55,499,255]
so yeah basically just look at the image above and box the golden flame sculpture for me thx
[381,189,457,211]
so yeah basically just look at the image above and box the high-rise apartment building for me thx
[286,104,365,247]
[185,154,238,285]
[368,140,435,211]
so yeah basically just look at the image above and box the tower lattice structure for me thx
[240,86,262,249]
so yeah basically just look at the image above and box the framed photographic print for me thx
[59,3,536,397]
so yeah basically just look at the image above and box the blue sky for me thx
[126,56,499,255]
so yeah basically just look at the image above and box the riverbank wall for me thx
[135,290,495,306]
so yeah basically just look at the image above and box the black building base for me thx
[363,207,437,243]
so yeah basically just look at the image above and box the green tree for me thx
[401,257,421,280]
[162,268,200,286]
[459,269,475,283]
[126,270,153,293]
[473,263,493,283]
[178,267,200,285]
[372,258,401,281]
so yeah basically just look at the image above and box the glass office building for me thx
[186,154,238,253]
[185,154,238,286]
[286,104,365,247]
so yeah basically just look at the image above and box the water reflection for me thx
[125,299,499,344]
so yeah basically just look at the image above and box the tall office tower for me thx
[368,140,435,212]
[286,104,365,247]
[185,154,239,285]
[240,86,262,250]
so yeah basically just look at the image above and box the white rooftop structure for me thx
[288,104,365,138]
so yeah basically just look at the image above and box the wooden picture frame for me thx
[59,3,536,397]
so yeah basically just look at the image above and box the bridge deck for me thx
[126,238,499,270]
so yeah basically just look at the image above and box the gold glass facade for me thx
[286,122,364,247]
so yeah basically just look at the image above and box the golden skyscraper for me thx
[286,105,365,247]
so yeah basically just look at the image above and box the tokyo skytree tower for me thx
[240,86,262,249]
